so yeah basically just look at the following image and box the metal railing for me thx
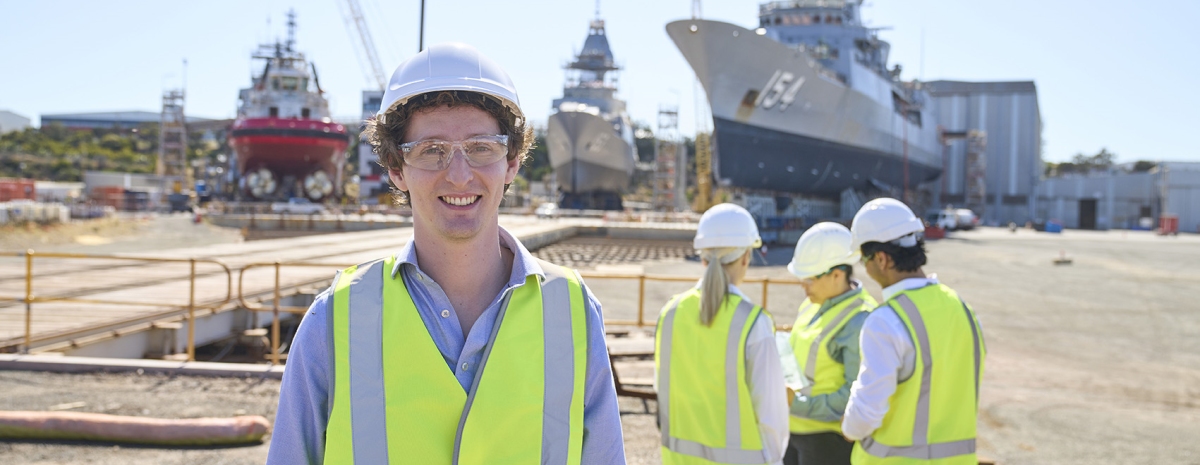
[228,266,806,365]
[0,250,805,364]
[237,262,351,365]
[576,272,803,330]
[0,250,232,359]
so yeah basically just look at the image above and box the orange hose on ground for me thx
[0,411,270,446]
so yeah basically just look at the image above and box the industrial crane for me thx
[339,0,387,90]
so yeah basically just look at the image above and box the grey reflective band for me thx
[540,263,576,465]
[960,299,983,407]
[891,295,933,447]
[862,294,980,460]
[803,298,863,382]
[656,298,680,448]
[345,260,389,464]
[664,436,769,464]
[452,290,514,464]
[860,436,976,460]
[325,270,342,423]
[658,296,764,463]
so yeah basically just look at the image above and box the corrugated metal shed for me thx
[1034,162,1200,232]
[926,80,1042,225]
[40,111,212,130]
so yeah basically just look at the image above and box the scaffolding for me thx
[653,106,687,212]
[940,129,988,215]
[157,89,188,191]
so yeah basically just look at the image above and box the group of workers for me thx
[264,42,985,465]
[657,201,986,465]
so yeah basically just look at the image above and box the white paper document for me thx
[774,331,809,394]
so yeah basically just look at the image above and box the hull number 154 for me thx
[754,70,805,111]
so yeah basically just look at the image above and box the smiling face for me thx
[387,105,519,243]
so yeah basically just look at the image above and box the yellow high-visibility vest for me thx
[324,256,588,464]
[656,288,769,465]
[788,288,877,434]
[851,283,985,465]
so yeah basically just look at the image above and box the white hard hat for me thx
[694,203,762,249]
[850,198,925,252]
[377,43,523,123]
[787,222,860,279]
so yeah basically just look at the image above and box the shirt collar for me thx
[390,226,544,288]
[882,273,939,301]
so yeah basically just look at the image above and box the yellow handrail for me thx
[8,250,233,358]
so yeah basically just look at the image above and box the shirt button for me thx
[441,309,450,318]
[461,362,469,371]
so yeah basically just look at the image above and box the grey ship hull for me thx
[666,19,942,195]
[547,110,636,195]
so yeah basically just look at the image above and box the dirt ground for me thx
[2,227,1199,464]
[0,213,243,255]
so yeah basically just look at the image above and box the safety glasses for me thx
[800,268,834,286]
[399,135,509,171]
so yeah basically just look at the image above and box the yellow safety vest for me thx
[655,288,769,465]
[851,283,985,465]
[788,288,877,434]
[324,256,588,464]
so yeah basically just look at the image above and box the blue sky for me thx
[1,0,1196,162]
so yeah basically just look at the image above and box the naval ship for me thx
[228,11,349,201]
[666,0,941,197]
[548,17,638,210]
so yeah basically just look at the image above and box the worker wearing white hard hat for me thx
[655,203,789,465]
[841,198,986,465]
[269,43,626,464]
[781,222,878,465]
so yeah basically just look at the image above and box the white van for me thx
[934,208,978,231]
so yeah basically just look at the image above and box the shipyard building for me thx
[926,81,1043,226]
[41,111,212,131]
[0,110,32,135]
[1034,162,1200,233]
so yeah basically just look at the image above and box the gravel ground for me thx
[2,227,1199,464]
[0,371,277,464]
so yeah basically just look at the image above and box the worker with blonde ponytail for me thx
[655,203,789,465]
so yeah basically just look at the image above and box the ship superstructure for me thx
[547,17,638,210]
[666,0,941,198]
[229,11,349,201]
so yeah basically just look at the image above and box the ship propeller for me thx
[304,170,334,200]
[246,168,278,198]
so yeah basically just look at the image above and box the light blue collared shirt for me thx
[266,227,626,464]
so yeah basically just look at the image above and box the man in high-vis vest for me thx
[842,198,986,465]
[656,203,790,465]
[783,222,878,465]
[266,43,626,464]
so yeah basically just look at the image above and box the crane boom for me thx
[342,0,387,90]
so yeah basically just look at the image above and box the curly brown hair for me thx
[363,91,533,205]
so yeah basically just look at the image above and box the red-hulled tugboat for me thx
[229,11,349,201]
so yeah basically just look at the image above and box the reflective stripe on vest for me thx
[855,287,985,463]
[802,298,865,386]
[324,257,586,464]
[787,290,875,434]
[657,291,766,464]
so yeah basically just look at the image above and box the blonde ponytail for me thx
[699,247,749,326]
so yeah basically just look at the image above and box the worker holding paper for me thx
[782,223,877,465]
